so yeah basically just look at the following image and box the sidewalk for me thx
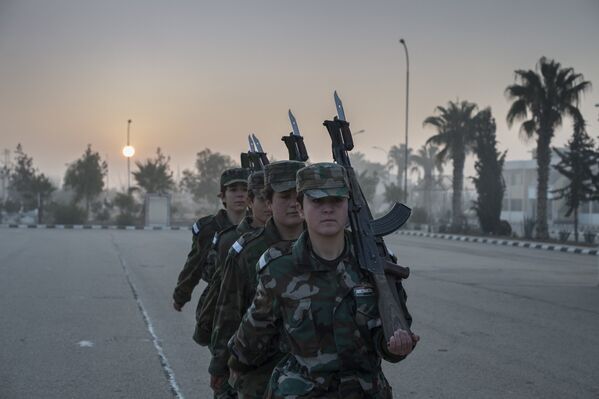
[396,230,598,256]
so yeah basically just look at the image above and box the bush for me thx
[583,231,596,245]
[116,213,138,226]
[49,202,86,224]
[3,199,21,213]
[558,230,571,242]
[497,220,512,236]
[523,217,535,239]
[410,207,428,224]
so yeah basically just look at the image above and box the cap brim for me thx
[304,187,349,199]
[271,180,296,192]
[223,179,249,187]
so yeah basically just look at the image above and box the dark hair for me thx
[262,185,275,202]
[296,191,304,208]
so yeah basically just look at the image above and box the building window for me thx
[511,173,522,186]
[593,201,599,214]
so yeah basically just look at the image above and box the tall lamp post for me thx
[122,119,135,192]
[399,38,409,203]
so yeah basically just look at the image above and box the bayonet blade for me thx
[288,109,301,136]
[248,134,256,152]
[334,90,346,121]
[252,134,265,153]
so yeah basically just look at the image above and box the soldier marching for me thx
[172,100,418,398]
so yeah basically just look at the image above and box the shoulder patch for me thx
[192,222,201,235]
[258,242,293,272]
[211,232,220,247]
[192,215,215,236]
[231,237,244,255]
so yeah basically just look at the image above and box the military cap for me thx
[264,160,305,192]
[247,171,265,193]
[220,168,250,187]
[296,162,349,198]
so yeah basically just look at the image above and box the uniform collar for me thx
[237,216,254,234]
[263,217,283,243]
[292,231,352,272]
[214,208,233,230]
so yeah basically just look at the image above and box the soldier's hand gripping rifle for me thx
[247,134,270,170]
[281,110,309,162]
[323,91,412,342]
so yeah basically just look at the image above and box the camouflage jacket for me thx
[194,216,259,347]
[210,218,288,380]
[172,209,232,306]
[228,231,412,399]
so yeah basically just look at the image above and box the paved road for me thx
[0,228,597,398]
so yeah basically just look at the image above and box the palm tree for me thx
[410,143,442,225]
[132,148,175,195]
[387,144,412,187]
[506,57,591,239]
[424,100,479,231]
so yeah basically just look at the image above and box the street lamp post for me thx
[399,38,409,203]
[122,119,135,192]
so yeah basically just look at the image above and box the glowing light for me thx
[122,145,135,158]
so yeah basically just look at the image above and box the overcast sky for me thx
[1,0,598,188]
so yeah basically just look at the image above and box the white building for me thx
[501,152,599,235]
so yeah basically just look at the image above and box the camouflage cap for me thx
[247,171,265,193]
[296,162,349,198]
[220,168,250,187]
[264,160,305,192]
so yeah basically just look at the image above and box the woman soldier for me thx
[228,162,418,398]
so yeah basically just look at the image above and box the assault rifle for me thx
[247,134,269,170]
[323,91,412,340]
[282,110,309,162]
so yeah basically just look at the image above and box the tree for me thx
[383,182,404,206]
[132,147,175,194]
[470,108,507,234]
[114,191,141,225]
[8,144,56,214]
[424,100,479,231]
[357,169,380,206]
[180,149,237,209]
[387,144,412,187]
[552,119,597,242]
[506,56,591,239]
[410,143,443,225]
[63,145,107,220]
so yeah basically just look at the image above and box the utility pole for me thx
[399,38,410,203]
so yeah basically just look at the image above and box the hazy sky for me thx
[1,0,598,188]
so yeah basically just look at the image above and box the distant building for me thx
[501,151,599,234]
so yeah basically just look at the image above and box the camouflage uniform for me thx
[196,171,268,348]
[211,161,305,399]
[172,167,249,345]
[228,163,412,399]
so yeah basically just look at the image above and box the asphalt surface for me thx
[0,228,597,399]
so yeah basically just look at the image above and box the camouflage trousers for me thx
[229,355,283,399]
[213,380,237,399]
[192,285,211,346]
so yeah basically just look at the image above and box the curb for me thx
[0,224,189,231]
[396,230,599,256]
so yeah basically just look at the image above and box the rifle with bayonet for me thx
[282,109,309,162]
[323,91,412,341]
[247,134,269,170]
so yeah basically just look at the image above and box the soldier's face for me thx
[250,194,271,226]
[268,189,303,228]
[299,195,348,237]
[224,183,249,212]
